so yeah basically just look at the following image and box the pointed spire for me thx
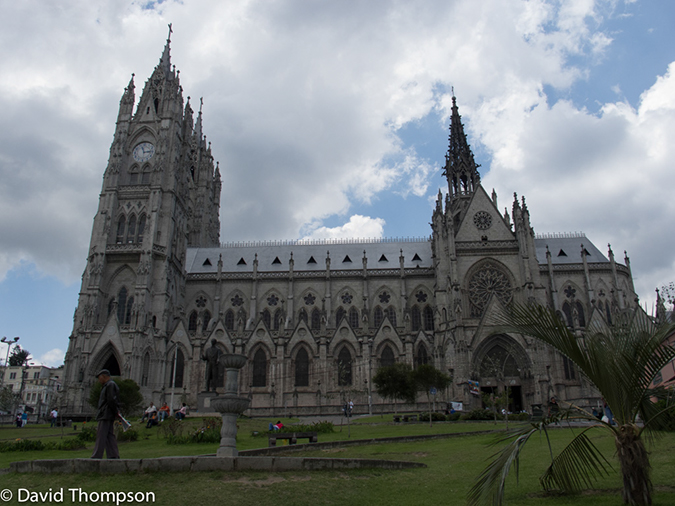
[443,94,481,200]
[195,97,204,141]
[159,23,173,77]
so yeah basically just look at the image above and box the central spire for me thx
[159,23,173,77]
[442,95,481,200]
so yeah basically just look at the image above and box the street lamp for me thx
[1,336,20,388]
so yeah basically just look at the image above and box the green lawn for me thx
[1,418,674,506]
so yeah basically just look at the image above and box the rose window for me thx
[468,264,512,317]
[267,294,279,306]
[379,291,390,304]
[231,294,244,307]
[304,293,316,305]
[473,211,492,230]
[341,293,353,304]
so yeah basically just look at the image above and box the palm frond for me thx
[468,426,540,506]
[539,428,613,492]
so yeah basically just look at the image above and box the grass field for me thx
[1,416,674,506]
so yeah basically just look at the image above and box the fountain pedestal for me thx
[210,354,249,457]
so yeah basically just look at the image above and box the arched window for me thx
[202,311,211,333]
[141,169,151,184]
[224,310,235,330]
[386,306,397,327]
[116,216,126,243]
[336,307,345,327]
[311,308,321,330]
[415,344,429,368]
[337,347,352,386]
[137,214,146,243]
[348,307,359,328]
[480,345,519,377]
[423,306,434,331]
[129,169,139,185]
[298,309,308,324]
[605,301,612,325]
[170,349,185,388]
[116,287,128,323]
[373,307,384,328]
[141,353,150,387]
[125,296,134,325]
[562,302,573,327]
[380,345,395,368]
[108,298,115,318]
[411,306,421,331]
[576,301,586,327]
[262,309,271,329]
[126,215,136,243]
[562,355,576,380]
[273,309,284,331]
[252,349,267,387]
[188,311,198,332]
[295,348,310,387]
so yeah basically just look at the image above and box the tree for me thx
[468,304,675,506]
[482,389,510,426]
[373,363,416,413]
[8,346,30,367]
[412,364,451,427]
[0,386,17,413]
[88,378,144,416]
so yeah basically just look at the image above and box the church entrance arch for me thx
[472,334,532,413]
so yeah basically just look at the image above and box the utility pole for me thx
[0,336,20,388]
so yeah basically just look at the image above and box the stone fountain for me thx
[210,353,249,457]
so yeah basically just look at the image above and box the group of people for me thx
[141,402,188,428]
[14,411,28,428]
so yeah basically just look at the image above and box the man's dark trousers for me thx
[91,419,120,459]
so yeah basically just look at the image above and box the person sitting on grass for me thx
[158,403,170,422]
[175,403,187,420]
[141,402,157,423]
[268,420,283,431]
[146,410,159,428]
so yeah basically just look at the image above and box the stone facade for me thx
[62,36,637,415]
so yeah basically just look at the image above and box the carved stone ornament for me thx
[473,211,492,230]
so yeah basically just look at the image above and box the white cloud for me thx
[303,215,386,241]
[37,349,65,368]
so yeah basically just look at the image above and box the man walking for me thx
[50,408,58,428]
[91,369,120,459]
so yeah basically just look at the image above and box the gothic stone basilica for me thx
[63,36,638,416]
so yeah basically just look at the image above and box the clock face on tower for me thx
[132,142,155,162]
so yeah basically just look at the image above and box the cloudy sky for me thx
[1,0,674,367]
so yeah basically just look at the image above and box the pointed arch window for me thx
[170,349,185,388]
[252,349,267,387]
[575,301,586,327]
[311,308,321,330]
[116,216,126,244]
[373,307,384,328]
[262,309,271,329]
[273,309,284,331]
[385,306,397,327]
[415,344,429,368]
[188,311,198,332]
[295,348,310,387]
[137,214,146,243]
[127,215,136,243]
[141,168,151,184]
[337,348,352,386]
[108,298,115,319]
[562,355,576,381]
[224,309,235,330]
[141,353,150,387]
[348,307,359,328]
[116,287,128,323]
[423,306,434,331]
[411,306,421,331]
[562,302,573,327]
[125,296,134,325]
[202,310,211,333]
[336,307,345,327]
[605,301,612,325]
[380,345,395,368]
[298,308,308,325]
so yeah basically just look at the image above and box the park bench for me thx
[268,431,318,447]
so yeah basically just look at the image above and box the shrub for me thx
[56,439,86,451]
[76,426,98,442]
[447,412,461,421]
[166,418,223,445]
[273,421,334,434]
[157,418,185,439]
[507,412,530,421]
[0,439,55,452]
[419,412,447,422]
[116,428,139,442]
[460,408,493,421]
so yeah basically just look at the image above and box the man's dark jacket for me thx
[96,379,120,421]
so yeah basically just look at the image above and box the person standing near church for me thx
[91,369,120,459]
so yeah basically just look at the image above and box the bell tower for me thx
[63,27,221,412]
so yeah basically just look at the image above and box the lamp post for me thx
[169,342,178,416]
[1,336,20,388]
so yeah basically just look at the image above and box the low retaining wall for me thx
[241,429,499,456]
[9,456,425,474]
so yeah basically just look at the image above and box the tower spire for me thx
[442,94,481,200]
[159,23,173,77]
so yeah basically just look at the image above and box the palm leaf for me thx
[539,428,613,492]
